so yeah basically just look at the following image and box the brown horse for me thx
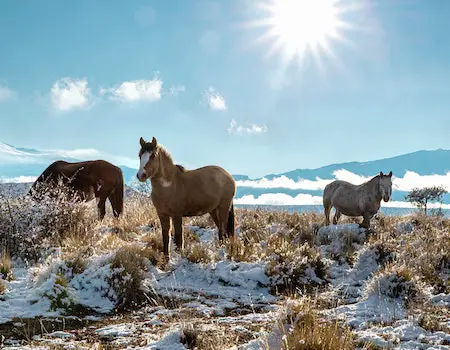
[29,160,124,220]
[137,137,236,259]
[323,171,393,229]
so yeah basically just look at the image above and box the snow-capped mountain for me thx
[1,142,450,205]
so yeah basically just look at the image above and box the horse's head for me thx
[378,171,393,202]
[137,136,159,182]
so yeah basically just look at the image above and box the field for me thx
[0,185,449,350]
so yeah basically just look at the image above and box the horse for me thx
[29,160,124,220]
[137,136,236,259]
[323,171,393,229]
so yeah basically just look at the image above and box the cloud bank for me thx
[236,169,450,193]
[234,193,450,209]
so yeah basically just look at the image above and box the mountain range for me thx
[1,142,449,205]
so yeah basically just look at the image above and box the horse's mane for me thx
[176,164,186,173]
[157,145,186,172]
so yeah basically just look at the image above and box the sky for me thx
[1,0,450,178]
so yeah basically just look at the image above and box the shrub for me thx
[0,181,95,262]
[266,242,327,295]
[281,298,355,350]
[364,265,421,306]
[109,245,147,309]
[185,243,216,264]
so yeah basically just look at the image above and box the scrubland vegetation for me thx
[0,183,449,349]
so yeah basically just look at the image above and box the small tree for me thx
[405,186,447,215]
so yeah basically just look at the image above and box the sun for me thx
[248,0,356,71]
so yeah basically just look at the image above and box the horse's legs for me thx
[333,210,341,225]
[172,216,184,254]
[216,204,231,241]
[360,213,372,229]
[324,203,332,226]
[97,197,107,220]
[108,192,119,218]
[159,215,171,258]
[209,211,221,238]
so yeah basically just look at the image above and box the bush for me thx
[365,265,421,306]
[0,181,95,262]
[185,243,216,264]
[109,245,147,309]
[266,242,327,295]
[281,298,355,350]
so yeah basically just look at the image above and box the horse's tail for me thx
[111,168,124,217]
[226,203,235,239]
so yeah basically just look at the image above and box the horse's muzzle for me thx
[383,196,390,202]
[136,173,146,182]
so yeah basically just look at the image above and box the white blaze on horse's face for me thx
[137,151,151,182]
[379,176,393,202]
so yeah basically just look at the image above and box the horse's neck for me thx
[365,177,382,202]
[151,153,178,188]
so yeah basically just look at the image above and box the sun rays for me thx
[246,0,361,76]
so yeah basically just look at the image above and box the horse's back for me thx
[183,165,235,198]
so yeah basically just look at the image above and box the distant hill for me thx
[262,149,450,181]
[1,142,449,205]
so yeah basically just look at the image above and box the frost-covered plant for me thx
[364,265,421,306]
[0,180,95,262]
[109,245,147,309]
[266,242,327,295]
[44,273,78,312]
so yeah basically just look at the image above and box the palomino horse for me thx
[29,160,124,220]
[137,137,236,258]
[323,171,393,229]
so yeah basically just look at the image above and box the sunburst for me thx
[246,0,359,75]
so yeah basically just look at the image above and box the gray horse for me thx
[323,171,393,229]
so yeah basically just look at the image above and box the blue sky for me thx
[1,0,450,178]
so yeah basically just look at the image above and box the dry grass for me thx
[0,278,5,295]
[0,248,13,281]
[281,298,356,350]
[106,194,159,234]
[185,242,217,264]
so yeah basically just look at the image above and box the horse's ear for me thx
[151,137,158,147]
[379,171,383,177]
[139,137,146,147]
[388,171,392,177]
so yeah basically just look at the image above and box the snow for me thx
[146,258,276,316]
[95,323,137,339]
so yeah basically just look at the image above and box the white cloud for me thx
[235,193,450,209]
[169,84,185,96]
[204,87,227,111]
[101,78,163,102]
[51,78,91,111]
[0,85,15,102]
[228,119,268,135]
[237,169,450,193]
